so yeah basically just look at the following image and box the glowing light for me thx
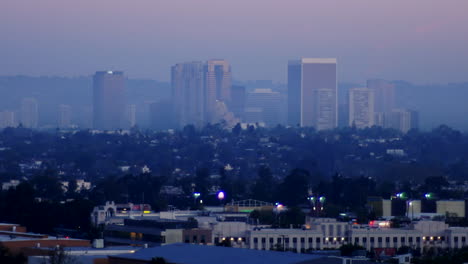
[217,191,225,200]
[143,210,151,214]
[107,71,113,74]
[193,192,201,198]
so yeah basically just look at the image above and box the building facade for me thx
[288,58,337,130]
[93,71,126,130]
[20,98,38,128]
[204,59,232,123]
[349,88,375,128]
[172,62,205,128]
[58,104,72,128]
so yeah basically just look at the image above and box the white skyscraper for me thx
[20,98,39,128]
[288,58,337,130]
[349,88,375,129]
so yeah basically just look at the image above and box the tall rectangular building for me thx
[246,88,281,126]
[0,111,16,128]
[230,85,246,121]
[172,62,205,128]
[367,79,395,113]
[93,71,125,130]
[20,98,39,128]
[288,58,337,130]
[204,59,232,123]
[58,104,72,129]
[124,104,136,128]
[349,87,375,129]
[389,109,418,133]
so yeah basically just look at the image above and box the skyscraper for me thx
[204,59,232,123]
[367,79,395,113]
[172,62,205,128]
[93,71,125,130]
[20,98,39,128]
[348,87,375,129]
[288,58,337,130]
[246,88,281,126]
[0,111,16,128]
[58,104,72,129]
[230,85,246,121]
[124,104,136,128]
[389,109,418,133]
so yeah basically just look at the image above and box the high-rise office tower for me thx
[230,85,246,121]
[20,98,39,128]
[348,88,375,129]
[58,104,72,129]
[172,62,205,128]
[0,111,15,128]
[246,88,281,126]
[367,79,395,113]
[288,58,337,130]
[124,104,136,128]
[389,109,418,133]
[93,71,125,130]
[204,59,232,122]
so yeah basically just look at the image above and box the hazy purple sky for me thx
[2,0,467,83]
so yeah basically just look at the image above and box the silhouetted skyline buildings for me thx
[0,58,422,132]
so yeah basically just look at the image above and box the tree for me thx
[0,245,27,264]
[40,247,80,264]
[277,169,310,206]
[150,257,167,264]
[251,166,275,202]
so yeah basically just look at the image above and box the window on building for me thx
[401,237,405,243]
[285,238,290,243]
[316,237,321,243]
[301,237,305,243]
[185,235,190,243]
[416,237,421,243]
[261,237,266,243]
[409,237,413,243]
[308,237,313,243]
[370,237,374,243]
[363,237,367,243]
[293,238,297,243]
[193,235,198,243]
[378,237,382,243]
[454,237,459,242]
[462,237,466,243]
[393,237,397,243]
[269,238,274,244]
[355,237,359,244]
[254,238,258,243]
[277,238,282,244]
[386,237,390,243]
[201,235,206,244]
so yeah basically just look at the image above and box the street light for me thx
[193,192,201,205]
[308,195,326,216]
